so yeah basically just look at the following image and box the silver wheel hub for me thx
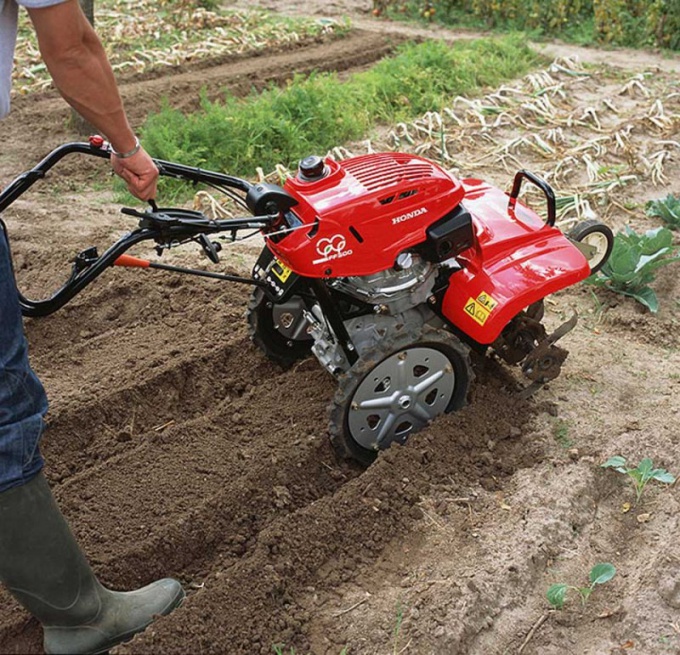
[348,346,456,451]
[398,395,411,410]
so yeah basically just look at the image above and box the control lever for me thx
[196,234,221,264]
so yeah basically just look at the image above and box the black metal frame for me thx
[1,140,361,366]
[310,279,359,366]
[0,141,273,317]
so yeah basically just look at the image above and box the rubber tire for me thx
[568,219,614,274]
[329,325,473,466]
[246,287,312,368]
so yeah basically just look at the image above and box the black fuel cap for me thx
[298,155,326,181]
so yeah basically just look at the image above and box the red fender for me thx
[441,180,590,345]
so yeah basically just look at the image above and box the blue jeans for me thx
[0,224,47,493]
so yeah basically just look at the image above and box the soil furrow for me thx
[112,376,543,655]
[0,359,352,653]
[1,7,678,654]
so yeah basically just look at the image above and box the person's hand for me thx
[110,146,159,201]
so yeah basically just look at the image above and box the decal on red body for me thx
[313,234,353,265]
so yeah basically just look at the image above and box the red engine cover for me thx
[268,153,464,277]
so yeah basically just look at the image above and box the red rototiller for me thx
[0,138,613,464]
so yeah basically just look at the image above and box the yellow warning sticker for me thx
[272,259,292,283]
[476,291,498,312]
[464,299,490,325]
[464,291,498,326]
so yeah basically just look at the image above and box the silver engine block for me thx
[305,253,442,376]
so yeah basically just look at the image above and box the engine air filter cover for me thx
[422,204,474,262]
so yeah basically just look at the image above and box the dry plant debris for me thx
[383,59,678,231]
[214,57,677,235]
[255,58,677,235]
[12,0,339,96]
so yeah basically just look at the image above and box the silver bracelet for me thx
[111,136,141,159]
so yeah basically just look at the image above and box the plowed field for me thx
[1,5,679,654]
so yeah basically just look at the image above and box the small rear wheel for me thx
[329,326,473,466]
[568,219,614,274]
[246,287,313,368]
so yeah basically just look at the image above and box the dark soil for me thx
[0,9,678,655]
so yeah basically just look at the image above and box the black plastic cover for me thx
[246,183,298,216]
[298,155,326,181]
[421,203,474,263]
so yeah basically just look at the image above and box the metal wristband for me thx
[111,137,141,159]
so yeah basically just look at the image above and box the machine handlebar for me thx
[0,140,276,317]
[507,169,556,227]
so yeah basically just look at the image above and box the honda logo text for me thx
[392,207,427,225]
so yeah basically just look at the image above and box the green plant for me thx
[272,646,295,655]
[547,563,616,609]
[646,193,680,231]
[588,226,680,312]
[552,419,573,448]
[392,603,405,654]
[141,36,539,189]
[374,0,679,50]
[647,0,680,50]
[601,456,676,503]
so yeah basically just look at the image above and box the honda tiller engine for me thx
[0,139,613,464]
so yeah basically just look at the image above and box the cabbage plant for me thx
[588,226,679,312]
[646,194,680,231]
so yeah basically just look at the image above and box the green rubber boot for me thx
[0,473,185,655]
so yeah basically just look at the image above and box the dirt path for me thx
[0,6,679,655]
[229,0,680,73]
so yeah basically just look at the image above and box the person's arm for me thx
[25,0,158,201]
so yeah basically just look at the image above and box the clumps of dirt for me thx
[114,370,540,655]
[564,264,680,351]
[1,235,545,655]
[1,12,679,655]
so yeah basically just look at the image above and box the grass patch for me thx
[141,36,541,184]
[552,419,573,449]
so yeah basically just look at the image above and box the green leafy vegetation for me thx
[141,37,540,181]
[392,603,406,654]
[552,419,573,449]
[374,0,680,50]
[601,456,676,503]
[646,194,680,231]
[547,563,616,609]
[272,646,295,655]
[588,226,680,313]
